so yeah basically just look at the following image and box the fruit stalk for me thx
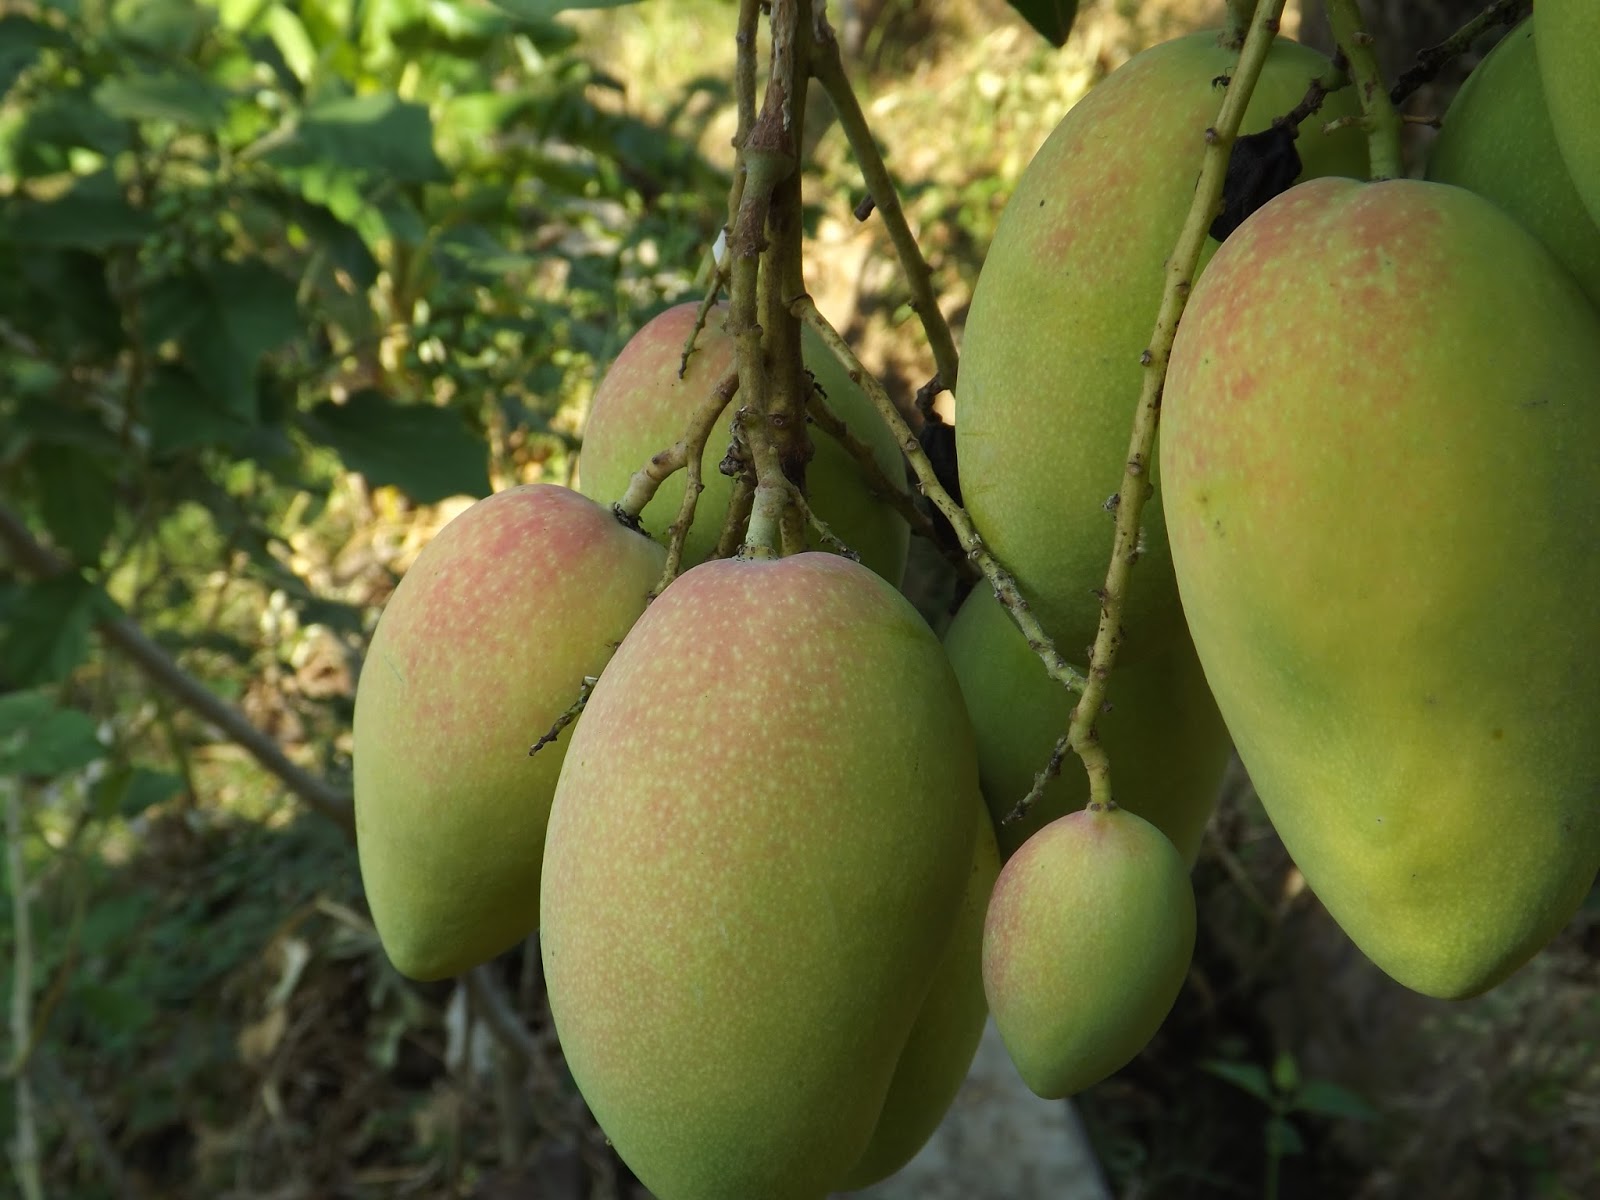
[810,23,961,394]
[792,293,1088,695]
[1323,0,1403,179]
[1050,0,1290,816]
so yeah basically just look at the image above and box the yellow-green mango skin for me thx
[540,553,977,1200]
[1535,0,1600,228]
[578,302,910,584]
[840,800,999,1190]
[352,484,664,981]
[944,586,1231,864]
[982,806,1196,1100]
[1163,177,1600,1001]
[1426,18,1600,308]
[955,31,1366,661]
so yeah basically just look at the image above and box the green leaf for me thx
[1291,1079,1381,1122]
[486,0,636,18]
[109,0,213,55]
[5,173,156,252]
[271,93,446,183]
[0,574,103,685]
[263,4,317,84]
[1264,1115,1305,1158]
[1201,1058,1273,1104]
[93,765,186,818]
[302,390,488,503]
[0,16,70,98]
[180,262,301,420]
[143,365,252,455]
[4,92,132,177]
[488,0,640,19]
[29,443,117,563]
[93,72,228,130]
[0,691,103,776]
[1005,0,1079,47]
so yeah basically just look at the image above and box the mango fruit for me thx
[1426,17,1600,308]
[955,31,1365,659]
[1163,177,1600,1000]
[540,552,977,1200]
[944,585,1230,863]
[352,484,663,980]
[982,805,1195,1099]
[840,801,999,1191]
[578,301,910,583]
[1535,0,1600,227]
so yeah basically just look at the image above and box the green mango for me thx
[1535,0,1600,228]
[982,805,1195,1099]
[540,553,977,1200]
[956,31,1366,661]
[353,484,663,980]
[841,800,999,1190]
[944,585,1231,863]
[1163,177,1600,1000]
[1426,17,1600,308]
[578,302,910,584]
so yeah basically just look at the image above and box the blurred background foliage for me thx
[1,0,1596,1198]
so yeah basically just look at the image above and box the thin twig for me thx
[1040,0,1293,824]
[0,505,356,834]
[528,676,598,756]
[787,485,858,560]
[809,21,961,394]
[804,387,976,579]
[1389,0,1530,106]
[791,295,1087,696]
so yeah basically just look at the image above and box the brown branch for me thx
[1390,0,1531,106]
[0,505,356,835]
[809,21,961,394]
[804,387,976,580]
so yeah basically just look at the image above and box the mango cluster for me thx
[350,16,1600,1197]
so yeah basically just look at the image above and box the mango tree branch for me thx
[809,24,961,395]
[791,294,1087,694]
[1324,0,1403,179]
[1049,0,1291,820]
[728,1,805,557]
[0,505,356,834]
[1390,0,1530,105]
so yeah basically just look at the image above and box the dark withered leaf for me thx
[1211,124,1303,242]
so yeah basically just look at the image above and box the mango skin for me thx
[540,553,977,1200]
[982,805,1195,1100]
[1535,0,1600,228]
[578,302,910,583]
[943,586,1231,864]
[1426,18,1600,308]
[352,484,664,981]
[840,800,999,1190]
[955,31,1366,660]
[1163,177,1600,1000]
